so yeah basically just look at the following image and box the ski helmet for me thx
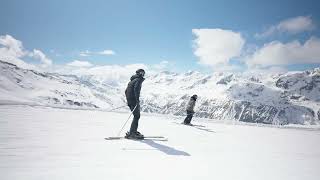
[192,94,198,99]
[136,69,145,77]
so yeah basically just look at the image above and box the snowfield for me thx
[1,105,320,180]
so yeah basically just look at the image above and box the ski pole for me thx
[117,104,138,136]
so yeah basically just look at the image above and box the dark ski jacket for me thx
[125,74,145,104]
[186,97,196,112]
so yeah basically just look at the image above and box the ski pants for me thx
[128,101,140,133]
[184,110,194,124]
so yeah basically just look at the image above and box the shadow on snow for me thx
[124,139,190,156]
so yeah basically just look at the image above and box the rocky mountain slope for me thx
[0,60,319,125]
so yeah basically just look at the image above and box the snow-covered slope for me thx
[1,106,320,180]
[0,60,125,109]
[0,60,319,125]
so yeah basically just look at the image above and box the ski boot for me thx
[135,131,144,139]
[125,131,144,140]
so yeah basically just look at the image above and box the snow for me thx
[1,105,320,180]
[1,60,319,125]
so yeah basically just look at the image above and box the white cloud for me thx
[85,64,147,84]
[79,49,115,56]
[256,16,315,38]
[246,37,320,67]
[153,60,170,70]
[0,35,35,69]
[79,50,91,57]
[0,34,53,69]
[192,29,245,69]
[0,34,26,57]
[99,50,115,55]
[55,63,148,85]
[80,53,89,57]
[67,60,93,67]
[246,66,289,74]
[30,49,53,67]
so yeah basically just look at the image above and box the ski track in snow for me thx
[0,105,320,180]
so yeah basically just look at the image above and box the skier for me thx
[183,94,197,125]
[124,69,145,139]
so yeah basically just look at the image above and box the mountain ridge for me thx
[0,60,319,125]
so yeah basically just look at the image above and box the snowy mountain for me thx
[143,69,320,125]
[1,60,319,125]
[0,60,125,109]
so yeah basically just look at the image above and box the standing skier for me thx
[124,69,145,139]
[183,94,197,125]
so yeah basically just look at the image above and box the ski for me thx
[105,136,167,141]
[173,122,215,133]
[173,122,206,128]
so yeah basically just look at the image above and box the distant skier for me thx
[124,69,145,139]
[183,94,197,125]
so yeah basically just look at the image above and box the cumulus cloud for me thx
[30,49,53,67]
[67,60,93,67]
[246,37,320,67]
[256,16,315,38]
[0,35,35,69]
[0,34,53,69]
[192,29,245,69]
[0,34,26,57]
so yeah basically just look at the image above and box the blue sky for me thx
[1,0,320,73]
